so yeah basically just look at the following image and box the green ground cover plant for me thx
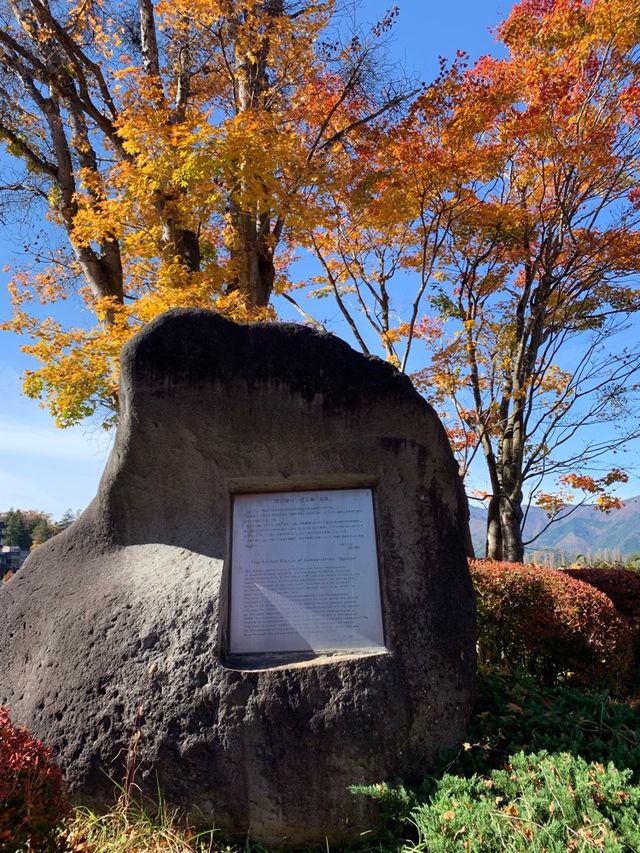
[406,751,640,852]
[353,670,640,845]
[441,670,640,783]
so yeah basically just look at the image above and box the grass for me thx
[53,668,640,853]
[64,802,220,852]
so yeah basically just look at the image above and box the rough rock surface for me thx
[0,310,476,845]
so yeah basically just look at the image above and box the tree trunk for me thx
[228,211,275,308]
[498,494,524,562]
[485,493,525,562]
[485,494,502,560]
[485,422,526,562]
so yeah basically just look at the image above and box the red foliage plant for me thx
[0,705,69,852]
[469,560,634,687]
[563,567,640,620]
[564,567,640,663]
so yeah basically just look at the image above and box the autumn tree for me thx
[1,508,57,548]
[30,515,55,546]
[0,0,407,424]
[307,0,640,561]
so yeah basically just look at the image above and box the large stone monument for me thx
[0,310,476,845]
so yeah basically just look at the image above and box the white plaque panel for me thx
[229,488,385,655]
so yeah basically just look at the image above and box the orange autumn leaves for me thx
[1,0,640,541]
[305,0,640,555]
[2,0,394,423]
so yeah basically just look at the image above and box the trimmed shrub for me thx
[470,559,633,687]
[408,751,640,852]
[564,566,640,665]
[563,566,640,620]
[0,706,69,852]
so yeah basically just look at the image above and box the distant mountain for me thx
[468,496,640,562]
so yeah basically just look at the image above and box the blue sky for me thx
[2,0,638,518]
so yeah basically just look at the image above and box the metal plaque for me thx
[229,488,384,655]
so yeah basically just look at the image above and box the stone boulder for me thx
[0,310,476,845]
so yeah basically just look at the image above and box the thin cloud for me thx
[0,417,113,461]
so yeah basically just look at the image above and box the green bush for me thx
[407,751,640,852]
[0,706,69,852]
[440,670,640,784]
[470,559,634,687]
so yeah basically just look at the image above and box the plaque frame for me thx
[220,475,386,667]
